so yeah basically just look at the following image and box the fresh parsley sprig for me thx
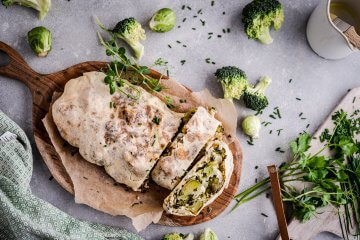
[233,109,360,239]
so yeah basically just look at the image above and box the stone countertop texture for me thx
[0,0,359,239]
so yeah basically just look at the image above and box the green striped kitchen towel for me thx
[0,110,143,240]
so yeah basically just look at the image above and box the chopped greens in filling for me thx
[182,109,197,124]
[214,125,224,139]
[172,143,226,214]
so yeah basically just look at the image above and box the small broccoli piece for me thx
[242,0,284,44]
[27,26,52,57]
[214,66,248,100]
[111,17,146,60]
[2,0,51,20]
[243,76,272,111]
[162,233,185,240]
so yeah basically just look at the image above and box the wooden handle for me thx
[344,26,360,49]
[268,165,290,240]
[0,41,43,91]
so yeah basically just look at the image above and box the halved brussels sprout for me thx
[242,115,261,138]
[27,26,52,57]
[149,8,176,33]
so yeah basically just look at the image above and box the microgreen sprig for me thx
[153,57,170,78]
[96,19,163,99]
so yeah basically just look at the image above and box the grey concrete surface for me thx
[0,0,359,239]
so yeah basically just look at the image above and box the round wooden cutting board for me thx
[0,41,243,226]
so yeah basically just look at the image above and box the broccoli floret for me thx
[2,0,51,20]
[162,233,185,240]
[112,17,146,60]
[214,66,248,100]
[243,76,272,111]
[242,0,284,44]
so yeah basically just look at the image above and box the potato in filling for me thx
[172,144,226,214]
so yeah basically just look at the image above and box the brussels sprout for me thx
[149,8,176,32]
[242,115,261,139]
[200,228,218,240]
[27,26,52,57]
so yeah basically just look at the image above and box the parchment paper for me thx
[42,75,238,231]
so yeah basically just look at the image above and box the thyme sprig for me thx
[233,109,360,239]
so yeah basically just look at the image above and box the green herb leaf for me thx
[338,139,358,156]
[109,81,116,94]
[337,170,348,181]
[307,156,327,169]
[298,133,311,154]
[118,47,125,55]
[152,116,161,125]
[164,96,175,109]
[138,66,151,75]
